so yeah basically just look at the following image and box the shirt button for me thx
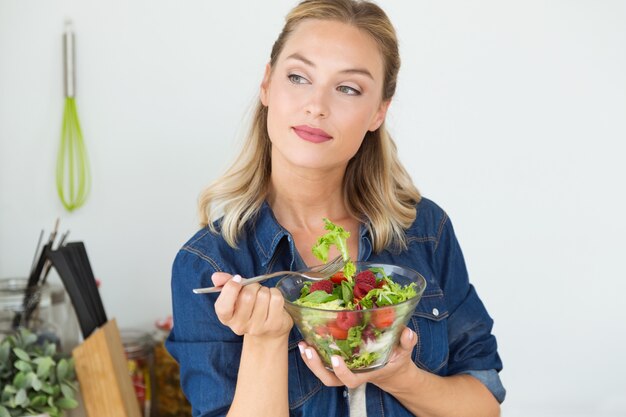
[432,308,439,317]
[343,390,348,398]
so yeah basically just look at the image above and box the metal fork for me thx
[192,255,345,294]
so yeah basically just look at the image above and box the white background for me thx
[1,1,625,416]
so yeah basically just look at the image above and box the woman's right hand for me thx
[211,272,293,339]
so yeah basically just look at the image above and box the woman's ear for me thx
[260,63,272,106]
[368,99,391,132]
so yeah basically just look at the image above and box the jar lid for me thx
[0,278,52,310]
[120,329,154,358]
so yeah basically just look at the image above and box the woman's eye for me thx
[288,74,308,84]
[337,85,361,96]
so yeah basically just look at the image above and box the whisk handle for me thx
[63,21,75,98]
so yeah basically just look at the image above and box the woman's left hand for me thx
[298,326,418,390]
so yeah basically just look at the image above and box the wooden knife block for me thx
[72,319,141,417]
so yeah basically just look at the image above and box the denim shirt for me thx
[166,197,506,417]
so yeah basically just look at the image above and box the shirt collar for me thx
[252,201,291,267]
[252,201,374,266]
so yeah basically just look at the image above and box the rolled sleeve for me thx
[459,369,506,403]
[166,248,242,417]
[433,213,505,400]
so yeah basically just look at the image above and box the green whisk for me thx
[56,20,90,212]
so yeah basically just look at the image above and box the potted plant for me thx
[0,329,78,417]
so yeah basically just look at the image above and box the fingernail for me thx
[305,348,313,360]
[232,275,242,283]
[331,356,339,367]
[298,344,304,354]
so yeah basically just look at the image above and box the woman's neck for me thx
[267,154,351,233]
[267,151,361,266]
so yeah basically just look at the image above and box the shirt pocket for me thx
[287,330,322,410]
[409,289,449,374]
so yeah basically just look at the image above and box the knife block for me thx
[72,319,141,417]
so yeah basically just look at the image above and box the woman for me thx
[167,1,505,416]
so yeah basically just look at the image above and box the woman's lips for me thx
[292,125,333,143]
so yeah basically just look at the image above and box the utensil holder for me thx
[72,319,142,417]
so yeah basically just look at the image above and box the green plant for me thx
[0,329,78,417]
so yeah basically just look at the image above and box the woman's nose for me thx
[304,88,330,118]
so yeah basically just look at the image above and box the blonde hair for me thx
[199,0,421,252]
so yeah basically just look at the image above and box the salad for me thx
[293,219,419,370]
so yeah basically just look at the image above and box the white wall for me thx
[1,1,625,416]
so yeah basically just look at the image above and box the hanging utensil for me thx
[57,19,91,212]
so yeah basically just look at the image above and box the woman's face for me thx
[261,19,390,172]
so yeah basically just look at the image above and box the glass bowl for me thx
[276,262,427,372]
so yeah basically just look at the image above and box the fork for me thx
[192,255,345,294]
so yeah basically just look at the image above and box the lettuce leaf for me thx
[297,290,338,305]
[312,218,356,280]
[346,351,380,368]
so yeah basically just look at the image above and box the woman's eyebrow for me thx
[285,52,374,80]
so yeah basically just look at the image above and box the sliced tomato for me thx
[327,322,349,339]
[330,271,347,284]
[371,308,395,329]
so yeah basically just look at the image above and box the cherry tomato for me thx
[371,308,395,329]
[327,322,349,339]
[330,271,347,284]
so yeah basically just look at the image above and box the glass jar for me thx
[48,282,81,353]
[153,317,191,417]
[121,329,155,417]
[0,277,58,344]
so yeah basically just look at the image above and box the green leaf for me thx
[312,218,350,263]
[347,326,363,349]
[65,357,76,379]
[359,296,374,309]
[5,397,16,409]
[343,260,356,281]
[48,407,62,417]
[333,339,353,358]
[12,372,26,389]
[14,388,28,407]
[2,385,16,395]
[299,281,311,298]
[0,405,9,417]
[30,394,48,407]
[26,372,42,391]
[341,281,353,305]
[12,348,30,362]
[63,380,78,391]
[298,290,337,305]
[311,219,357,280]
[43,406,61,417]
[56,359,69,381]
[14,360,32,373]
[34,356,54,379]
[23,331,38,347]
[45,342,56,357]
[61,382,75,399]
[346,350,380,368]
[55,397,78,409]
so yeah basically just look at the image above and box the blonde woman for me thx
[167,1,505,416]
